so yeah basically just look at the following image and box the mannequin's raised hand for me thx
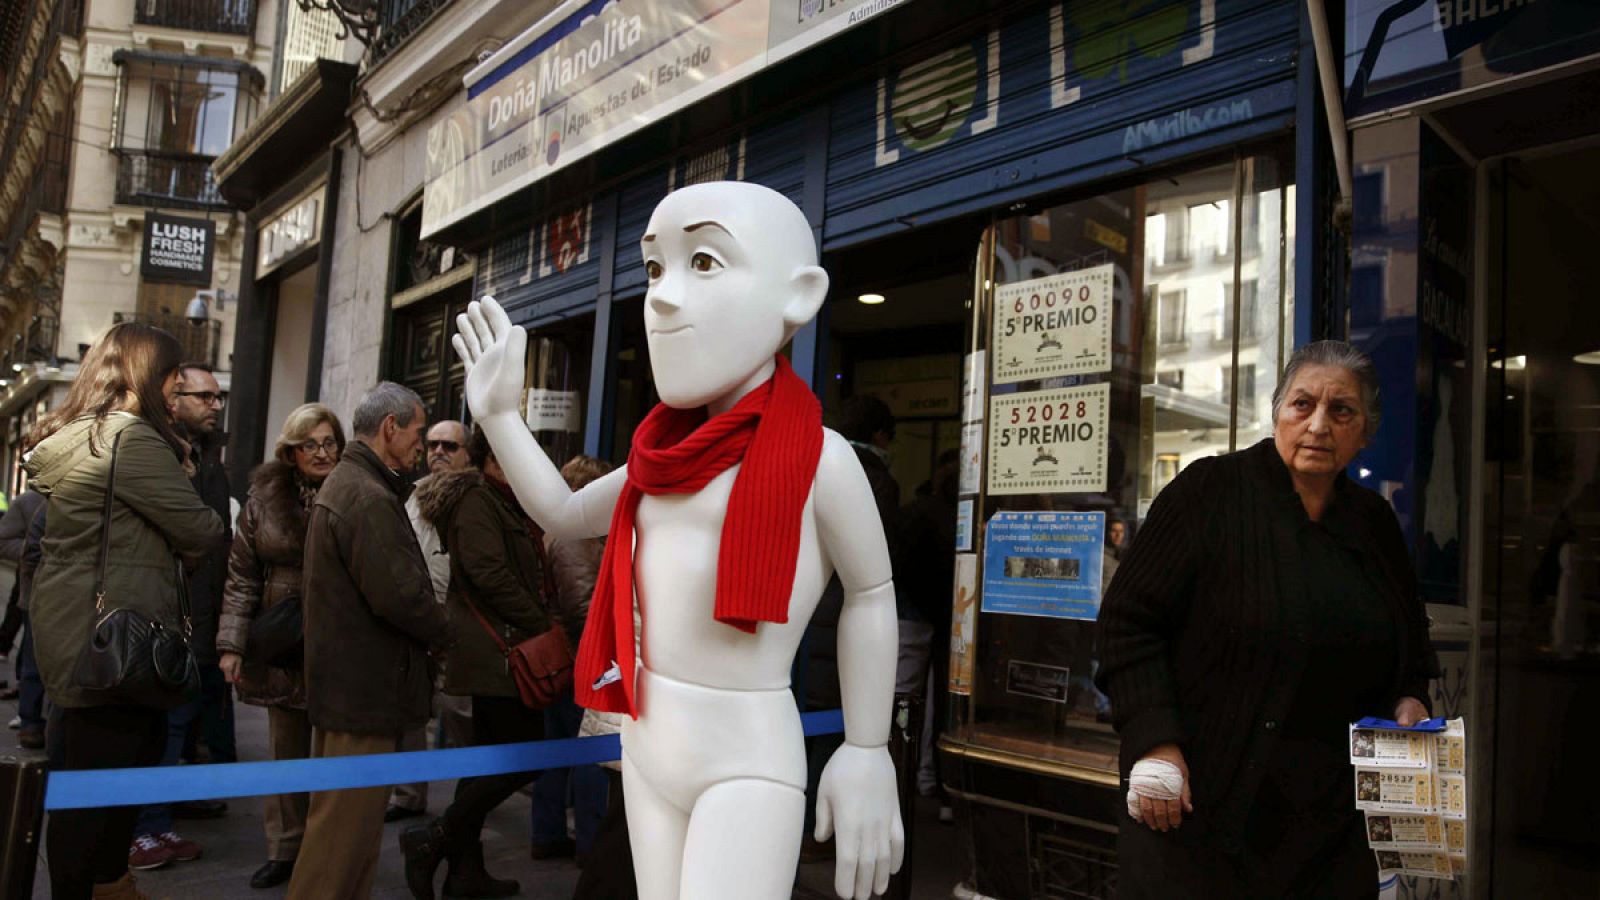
[451,297,526,422]
[815,742,904,900]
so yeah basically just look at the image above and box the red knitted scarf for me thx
[573,355,823,715]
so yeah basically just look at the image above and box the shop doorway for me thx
[1482,140,1600,896]
[260,262,318,460]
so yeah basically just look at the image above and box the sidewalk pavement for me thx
[3,689,965,898]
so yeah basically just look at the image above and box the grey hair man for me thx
[390,417,477,820]
[286,382,452,900]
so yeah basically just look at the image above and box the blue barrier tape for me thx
[44,708,846,811]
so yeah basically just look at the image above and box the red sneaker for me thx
[159,831,202,862]
[128,833,174,870]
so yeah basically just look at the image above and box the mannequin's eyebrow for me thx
[684,221,732,236]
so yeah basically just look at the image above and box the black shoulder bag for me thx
[70,429,201,709]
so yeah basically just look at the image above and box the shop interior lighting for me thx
[857,293,886,305]
[1574,350,1600,365]
[1491,355,1525,370]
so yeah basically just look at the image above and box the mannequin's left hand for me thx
[1394,696,1428,727]
[815,742,905,900]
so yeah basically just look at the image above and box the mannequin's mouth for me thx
[649,325,694,336]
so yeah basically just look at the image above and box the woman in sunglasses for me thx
[217,403,346,890]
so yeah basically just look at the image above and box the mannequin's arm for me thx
[813,429,904,900]
[453,297,620,540]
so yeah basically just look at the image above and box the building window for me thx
[1219,280,1259,341]
[1189,200,1230,258]
[1156,368,1184,390]
[1147,208,1190,267]
[1157,290,1186,346]
[1156,453,1182,492]
[113,53,262,208]
[277,2,345,95]
[1221,363,1257,410]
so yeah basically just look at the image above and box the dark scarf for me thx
[573,356,823,715]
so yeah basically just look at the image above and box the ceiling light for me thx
[9,363,20,372]
[1491,355,1525,370]
[1358,468,1372,479]
[1575,350,1600,365]
[857,293,885,305]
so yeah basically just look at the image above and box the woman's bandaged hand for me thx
[1126,759,1184,818]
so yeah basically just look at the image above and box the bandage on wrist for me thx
[1126,758,1185,819]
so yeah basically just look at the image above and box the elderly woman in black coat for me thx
[1096,340,1438,898]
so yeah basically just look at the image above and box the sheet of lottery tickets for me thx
[1351,717,1467,880]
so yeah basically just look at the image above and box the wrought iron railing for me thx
[115,150,227,209]
[370,0,453,66]
[133,0,256,36]
[114,311,225,369]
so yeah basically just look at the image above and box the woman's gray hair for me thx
[1270,340,1382,437]
[351,381,425,438]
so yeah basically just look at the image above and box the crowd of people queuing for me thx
[0,318,1430,900]
[1,322,634,900]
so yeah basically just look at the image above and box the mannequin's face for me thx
[641,183,826,409]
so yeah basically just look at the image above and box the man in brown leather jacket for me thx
[287,382,454,900]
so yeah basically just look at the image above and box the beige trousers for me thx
[284,730,398,900]
[264,706,313,861]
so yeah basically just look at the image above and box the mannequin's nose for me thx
[649,281,682,315]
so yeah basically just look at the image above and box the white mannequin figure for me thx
[452,181,904,900]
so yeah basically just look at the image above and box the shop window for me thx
[954,153,1295,777]
[1156,290,1186,346]
[1354,170,1385,233]
[113,54,262,209]
[1350,263,1385,328]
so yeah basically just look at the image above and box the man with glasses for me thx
[130,363,236,871]
[388,419,475,822]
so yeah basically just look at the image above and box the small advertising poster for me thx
[948,554,978,695]
[1355,768,1435,813]
[1006,660,1070,704]
[1364,813,1445,851]
[991,265,1113,384]
[961,351,985,422]
[980,511,1105,620]
[1439,774,1468,819]
[1349,726,1431,768]
[959,421,984,495]
[1374,850,1454,880]
[525,388,583,432]
[955,499,974,552]
[987,383,1110,495]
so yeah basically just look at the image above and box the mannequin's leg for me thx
[622,753,689,900]
[679,778,805,900]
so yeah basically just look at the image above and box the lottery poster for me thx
[948,554,978,695]
[1374,850,1454,880]
[991,265,1113,384]
[986,383,1110,496]
[980,511,1105,620]
[1355,768,1435,813]
[1364,813,1444,851]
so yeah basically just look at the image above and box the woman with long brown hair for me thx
[25,322,224,900]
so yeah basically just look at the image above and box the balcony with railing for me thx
[114,310,225,369]
[116,150,227,209]
[134,0,257,36]
[370,0,454,65]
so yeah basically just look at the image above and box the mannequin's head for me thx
[641,181,827,409]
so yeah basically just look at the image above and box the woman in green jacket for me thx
[25,323,224,900]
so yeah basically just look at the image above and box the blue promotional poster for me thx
[981,510,1105,620]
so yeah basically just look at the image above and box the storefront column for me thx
[303,149,341,403]
[586,192,620,459]
[227,223,265,499]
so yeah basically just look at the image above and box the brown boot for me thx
[91,871,150,899]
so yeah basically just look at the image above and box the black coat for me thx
[185,430,233,665]
[303,441,453,736]
[1095,439,1437,851]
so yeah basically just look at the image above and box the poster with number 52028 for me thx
[986,383,1109,496]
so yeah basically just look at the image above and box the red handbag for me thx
[465,599,572,710]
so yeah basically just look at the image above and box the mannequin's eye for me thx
[691,253,722,272]
[645,260,663,279]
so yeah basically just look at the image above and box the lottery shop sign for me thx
[986,383,1109,495]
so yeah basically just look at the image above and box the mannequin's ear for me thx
[782,265,829,337]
